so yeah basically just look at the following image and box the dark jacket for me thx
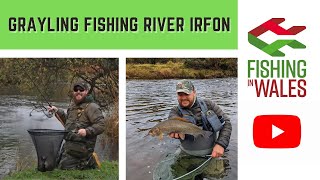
[168,98,232,149]
[56,96,105,156]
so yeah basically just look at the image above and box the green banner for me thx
[0,0,237,49]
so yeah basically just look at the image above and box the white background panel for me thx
[239,0,319,179]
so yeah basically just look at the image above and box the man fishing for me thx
[48,81,105,170]
[168,79,232,158]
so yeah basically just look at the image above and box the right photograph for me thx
[126,58,237,180]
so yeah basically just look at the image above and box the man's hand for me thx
[48,106,58,113]
[169,133,185,140]
[211,144,225,158]
[78,129,87,137]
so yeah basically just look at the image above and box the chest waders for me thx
[177,99,225,156]
[63,103,96,168]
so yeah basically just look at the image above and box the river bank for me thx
[3,161,118,180]
[126,59,237,79]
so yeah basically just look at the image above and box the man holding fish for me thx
[168,79,232,158]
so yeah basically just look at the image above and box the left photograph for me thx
[0,58,119,179]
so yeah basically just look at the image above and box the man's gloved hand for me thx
[48,106,58,113]
[169,133,186,140]
[211,144,224,158]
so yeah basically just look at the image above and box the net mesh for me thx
[27,129,68,172]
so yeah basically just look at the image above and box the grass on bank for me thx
[4,161,118,180]
[126,61,236,79]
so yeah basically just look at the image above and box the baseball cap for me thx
[73,81,89,90]
[176,79,194,94]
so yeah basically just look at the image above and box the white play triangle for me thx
[272,124,284,139]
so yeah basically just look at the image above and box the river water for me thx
[0,95,114,179]
[0,96,66,179]
[126,78,238,180]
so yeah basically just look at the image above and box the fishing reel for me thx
[29,103,53,118]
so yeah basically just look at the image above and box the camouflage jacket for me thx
[168,98,232,149]
[56,97,105,150]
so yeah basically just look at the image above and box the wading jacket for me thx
[56,97,105,156]
[168,98,232,149]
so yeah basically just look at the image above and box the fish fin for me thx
[179,133,185,140]
[159,132,163,141]
[171,117,191,123]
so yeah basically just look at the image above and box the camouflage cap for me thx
[176,80,194,94]
[73,81,89,90]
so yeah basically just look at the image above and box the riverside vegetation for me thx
[4,161,118,180]
[126,58,237,79]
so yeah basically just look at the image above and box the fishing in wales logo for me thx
[247,18,307,98]
[248,18,306,57]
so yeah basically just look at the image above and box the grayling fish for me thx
[148,117,210,140]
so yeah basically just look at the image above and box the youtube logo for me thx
[253,115,301,148]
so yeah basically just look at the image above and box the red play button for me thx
[253,115,301,148]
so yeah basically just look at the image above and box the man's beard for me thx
[179,95,196,108]
[73,93,86,104]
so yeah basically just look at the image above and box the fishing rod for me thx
[20,64,65,126]
[29,102,52,118]
[24,70,52,108]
